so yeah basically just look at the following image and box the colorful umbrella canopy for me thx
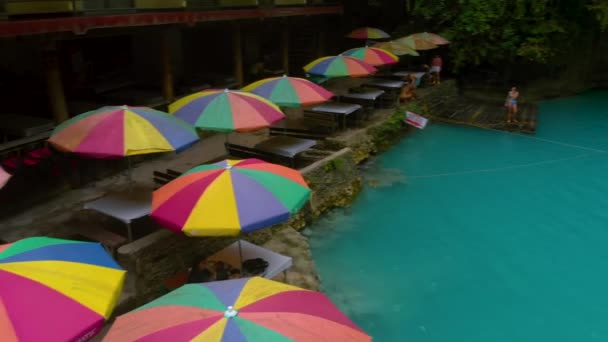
[151,159,311,236]
[303,56,377,78]
[394,35,438,51]
[341,46,399,66]
[372,41,420,56]
[48,105,199,159]
[0,237,126,342]
[103,277,371,341]
[410,32,450,45]
[0,165,11,190]
[242,75,334,108]
[347,26,390,40]
[170,89,285,133]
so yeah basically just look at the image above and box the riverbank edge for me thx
[112,85,445,315]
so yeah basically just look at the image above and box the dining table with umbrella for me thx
[241,75,334,108]
[48,105,199,181]
[341,47,399,67]
[408,32,450,46]
[0,237,126,342]
[372,41,420,57]
[347,26,390,40]
[170,88,318,167]
[393,35,438,51]
[102,277,372,341]
[303,55,377,78]
[169,89,285,134]
[150,158,311,273]
[48,105,200,242]
[242,75,335,145]
[151,158,310,237]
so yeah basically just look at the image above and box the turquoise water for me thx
[309,90,608,341]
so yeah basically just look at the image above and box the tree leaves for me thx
[412,0,604,71]
[588,0,608,30]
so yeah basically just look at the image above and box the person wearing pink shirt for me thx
[430,55,443,85]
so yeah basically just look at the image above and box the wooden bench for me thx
[152,168,183,188]
[77,225,128,257]
[302,111,339,132]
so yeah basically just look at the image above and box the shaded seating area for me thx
[305,102,363,129]
[361,78,405,107]
[338,88,385,121]
[163,239,293,292]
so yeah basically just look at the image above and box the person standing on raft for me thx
[430,55,443,85]
[505,86,519,123]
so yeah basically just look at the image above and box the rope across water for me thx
[406,115,608,179]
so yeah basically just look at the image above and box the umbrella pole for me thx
[238,239,244,272]
[127,157,133,191]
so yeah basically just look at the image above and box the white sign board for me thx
[405,111,428,129]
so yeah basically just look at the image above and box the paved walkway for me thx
[0,131,266,242]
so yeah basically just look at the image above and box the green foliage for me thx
[588,0,608,30]
[368,106,414,151]
[323,158,346,172]
[412,0,604,70]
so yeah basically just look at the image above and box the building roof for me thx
[0,5,343,38]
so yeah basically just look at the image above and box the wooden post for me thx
[281,20,289,75]
[317,30,326,58]
[161,30,175,103]
[233,23,244,87]
[44,42,69,123]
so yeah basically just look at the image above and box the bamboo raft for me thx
[422,95,538,134]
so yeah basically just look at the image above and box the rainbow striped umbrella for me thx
[0,165,11,190]
[48,106,199,159]
[170,89,285,133]
[303,56,377,78]
[372,41,420,56]
[341,47,399,66]
[151,159,310,236]
[347,26,390,40]
[394,35,438,51]
[242,75,334,107]
[0,237,126,342]
[410,32,450,45]
[103,277,371,341]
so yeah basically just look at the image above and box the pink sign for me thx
[0,166,11,190]
[405,111,428,129]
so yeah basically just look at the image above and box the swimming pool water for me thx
[308,90,608,341]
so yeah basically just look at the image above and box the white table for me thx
[341,89,385,101]
[84,190,152,241]
[208,240,293,280]
[254,136,317,158]
[309,102,362,129]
